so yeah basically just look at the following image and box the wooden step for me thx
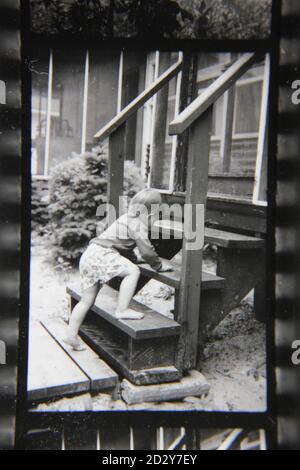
[41,319,118,392]
[79,315,181,386]
[67,284,181,340]
[154,220,265,249]
[139,258,225,290]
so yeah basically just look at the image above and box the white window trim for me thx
[169,53,183,193]
[44,49,53,177]
[147,52,182,194]
[141,51,160,181]
[147,51,160,186]
[81,51,90,154]
[253,54,270,206]
[117,50,124,114]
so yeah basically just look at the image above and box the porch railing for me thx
[94,56,183,217]
[94,58,183,140]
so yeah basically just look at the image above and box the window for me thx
[31,49,86,177]
[31,49,120,177]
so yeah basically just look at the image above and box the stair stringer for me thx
[197,247,265,354]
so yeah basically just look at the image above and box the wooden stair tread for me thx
[79,316,181,385]
[204,227,265,249]
[67,284,181,340]
[139,259,225,290]
[154,220,265,249]
[28,322,90,401]
[41,319,118,392]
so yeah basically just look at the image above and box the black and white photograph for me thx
[27,48,269,413]
[2,0,300,452]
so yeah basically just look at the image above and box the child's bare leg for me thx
[116,263,143,320]
[64,283,100,350]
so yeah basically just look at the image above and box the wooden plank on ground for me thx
[27,322,89,402]
[67,284,181,340]
[41,319,118,392]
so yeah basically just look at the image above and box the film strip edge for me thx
[0,0,22,450]
[276,0,300,450]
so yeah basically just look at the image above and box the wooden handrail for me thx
[94,58,183,141]
[169,53,260,136]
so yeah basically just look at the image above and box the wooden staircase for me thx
[66,52,266,386]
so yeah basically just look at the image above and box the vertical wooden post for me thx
[174,53,199,192]
[107,123,126,224]
[221,85,235,172]
[150,53,171,187]
[44,49,53,176]
[176,106,213,372]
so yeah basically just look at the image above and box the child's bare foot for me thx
[63,335,86,351]
[115,308,144,320]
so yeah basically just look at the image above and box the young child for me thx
[64,188,172,350]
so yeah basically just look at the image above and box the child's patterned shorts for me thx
[79,243,132,291]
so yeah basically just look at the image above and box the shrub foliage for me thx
[48,149,145,265]
[30,0,271,39]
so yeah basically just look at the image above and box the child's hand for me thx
[135,255,145,264]
[158,261,173,272]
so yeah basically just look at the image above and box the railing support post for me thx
[107,123,126,224]
[176,106,213,372]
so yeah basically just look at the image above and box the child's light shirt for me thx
[89,213,162,271]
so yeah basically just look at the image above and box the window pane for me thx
[86,50,119,147]
[234,82,262,134]
[48,49,86,174]
[229,137,258,175]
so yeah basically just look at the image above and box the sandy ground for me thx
[29,236,266,412]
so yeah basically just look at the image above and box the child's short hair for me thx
[128,188,162,217]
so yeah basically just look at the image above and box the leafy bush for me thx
[201,0,272,40]
[30,0,271,39]
[31,179,51,237]
[48,148,145,265]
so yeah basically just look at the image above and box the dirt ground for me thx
[29,236,267,412]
